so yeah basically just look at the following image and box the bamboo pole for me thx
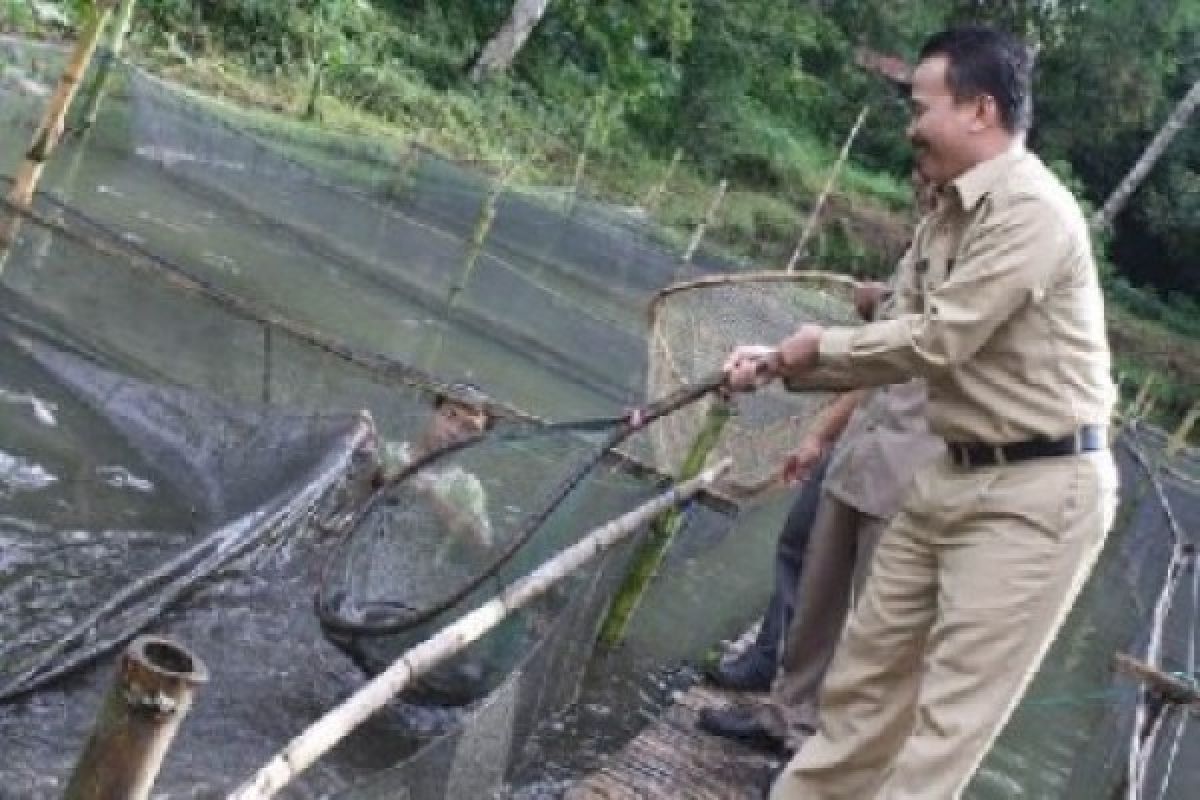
[682,178,727,264]
[1094,79,1200,232]
[423,157,520,369]
[1166,405,1199,460]
[1130,373,1159,420]
[64,636,208,800]
[227,460,731,800]
[642,147,682,215]
[75,0,138,133]
[786,104,870,272]
[0,2,115,254]
[598,399,733,646]
[1114,652,1200,708]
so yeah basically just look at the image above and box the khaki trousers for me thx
[771,451,1118,800]
[758,492,888,749]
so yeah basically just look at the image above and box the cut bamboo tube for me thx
[227,460,731,800]
[64,636,208,800]
[0,2,115,253]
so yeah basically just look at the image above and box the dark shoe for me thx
[704,650,774,692]
[696,705,790,756]
[753,758,786,799]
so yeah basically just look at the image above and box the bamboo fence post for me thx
[598,399,733,646]
[422,156,521,369]
[0,1,115,258]
[786,104,870,272]
[682,178,727,264]
[642,147,682,215]
[1166,404,1200,460]
[1130,373,1159,420]
[75,0,138,133]
[1114,652,1200,708]
[64,636,208,800]
[226,461,730,800]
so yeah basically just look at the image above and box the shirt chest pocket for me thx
[914,251,955,312]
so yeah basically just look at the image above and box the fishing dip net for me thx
[635,271,861,500]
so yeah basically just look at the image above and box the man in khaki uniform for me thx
[725,26,1118,799]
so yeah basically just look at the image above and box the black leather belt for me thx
[946,425,1106,468]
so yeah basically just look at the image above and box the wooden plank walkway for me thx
[566,629,778,800]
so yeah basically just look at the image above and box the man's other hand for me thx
[782,434,826,484]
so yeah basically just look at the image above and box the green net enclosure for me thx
[1,45,748,798]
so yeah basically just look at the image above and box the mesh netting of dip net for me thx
[629,271,862,501]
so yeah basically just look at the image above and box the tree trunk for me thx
[469,0,551,82]
[1093,78,1200,231]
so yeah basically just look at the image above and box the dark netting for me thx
[968,422,1200,800]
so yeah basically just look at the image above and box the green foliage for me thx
[0,0,38,33]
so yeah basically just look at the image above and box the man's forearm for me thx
[814,389,866,447]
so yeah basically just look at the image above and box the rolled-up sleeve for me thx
[791,193,1067,391]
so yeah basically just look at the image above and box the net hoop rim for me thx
[647,270,859,323]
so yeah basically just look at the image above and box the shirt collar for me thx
[949,144,1025,211]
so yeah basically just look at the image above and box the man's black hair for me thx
[918,25,1034,133]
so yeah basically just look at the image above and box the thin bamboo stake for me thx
[0,2,115,253]
[786,104,870,272]
[641,147,682,215]
[227,460,731,800]
[424,157,521,369]
[1130,373,1159,420]
[598,399,733,646]
[1114,652,1200,708]
[75,0,138,132]
[682,178,727,264]
[1166,405,1200,460]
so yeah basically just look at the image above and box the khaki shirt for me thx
[796,147,1115,444]
[824,379,943,520]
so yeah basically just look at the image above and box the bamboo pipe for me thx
[64,636,208,800]
[227,460,731,800]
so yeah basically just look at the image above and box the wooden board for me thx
[567,628,779,800]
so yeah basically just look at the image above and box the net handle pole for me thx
[227,460,731,800]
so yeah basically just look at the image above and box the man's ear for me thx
[970,94,999,132]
